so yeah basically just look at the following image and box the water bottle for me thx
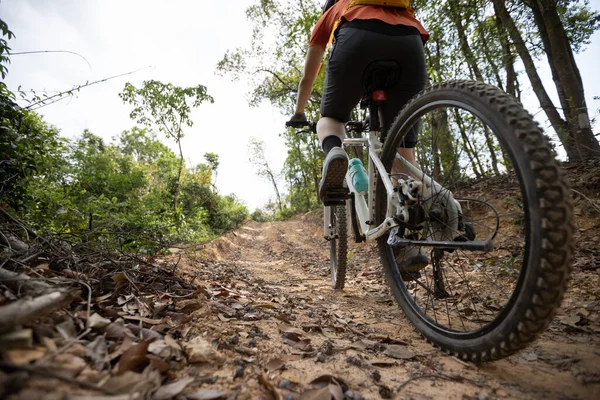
[348,158,369,193]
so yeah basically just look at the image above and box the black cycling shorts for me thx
[320,20,427,148]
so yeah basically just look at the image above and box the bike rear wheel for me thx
[329,205,348,290]
[376,80,573,361]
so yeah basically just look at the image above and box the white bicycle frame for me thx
[324,129,432,242]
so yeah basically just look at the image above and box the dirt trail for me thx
[171,211,600,400]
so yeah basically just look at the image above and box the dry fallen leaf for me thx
[265,357,286,371]
[384,345,416,360]
[299,387,331,400]
[148,354,170,373]
[3,347,47,365]
[522,352,539,362]
[87,313,111,329]
[279,324,306,336]
[112,272,127,282]
[115,340,150,375]
[178,300,203,313]
[154,377,195,400]
[328,382,344,400]
[258,373,282,400]
[104,319,135,340]
[186,389,228,400]
[84,335,107,370]
[56,318,77,340]
[350,340,368,351]
[101,371,146,394]
[184,336,225,364]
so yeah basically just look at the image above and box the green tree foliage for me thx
[218,0,600,208]
[218,1,323,214]
[204,152,220,191]
[0,18,15,96]
[2,123,248,252]
[119,80,214,212]
[0,19,247,253]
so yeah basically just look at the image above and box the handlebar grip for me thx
[286,120,317,133]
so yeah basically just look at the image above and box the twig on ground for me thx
[171,254,183,274]
[19,252,43,264]
[0,361,115,394]
[571,188,600,213]
[0,230,12,250]
[0,290,77,334]
[0,267,53,295]
[0,208,39,240]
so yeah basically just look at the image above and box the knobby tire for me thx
[375,80,573,361]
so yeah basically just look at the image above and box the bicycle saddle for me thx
[362,61,401,93]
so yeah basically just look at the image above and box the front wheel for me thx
[329,205,347,290]
[376,81,573,361]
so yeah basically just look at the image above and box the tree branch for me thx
[25,66,152,110]
[255,69,295,92]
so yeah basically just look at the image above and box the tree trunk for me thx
[449,3,485,82]
[454,109,484,178]
[529,0,600,160]
[174,139,184,213]
[476,19,504,90]
[266,170,283,213]
[484,126,500,176]
[491,0,575,159]
[430,113,442,181]
[494,10,519,99]
[450,4,501,175]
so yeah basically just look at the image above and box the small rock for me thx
[346,355,362,367]
[378,384,393,399]
[233,365,245,379]
[344,390,356,399]
[316,352,326,363]
[184,336,224,364]
[370,370,381,382]
[230,335,239,345]
[248,338,257,347]
[279,379,291,389]
[411,362,420,369]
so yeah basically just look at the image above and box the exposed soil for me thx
[162,187,599,399]
[2,162,599,400]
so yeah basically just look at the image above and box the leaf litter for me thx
[2,174,600,399]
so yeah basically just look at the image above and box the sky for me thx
[1,0,599,210]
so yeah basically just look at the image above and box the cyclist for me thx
[288,0,430,277]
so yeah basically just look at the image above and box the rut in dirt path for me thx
[190,212,599,400]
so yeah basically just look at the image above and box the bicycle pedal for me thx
[323,187,349,206]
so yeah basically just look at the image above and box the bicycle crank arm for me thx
[391,238,495,252]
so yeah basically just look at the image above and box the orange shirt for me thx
[309,0,429,48]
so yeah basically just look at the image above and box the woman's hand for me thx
[286,112,308,128]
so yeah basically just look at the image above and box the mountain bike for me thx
[287,64,573,361]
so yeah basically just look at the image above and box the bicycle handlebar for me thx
[286,120,317,133]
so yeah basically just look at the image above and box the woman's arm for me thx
[295,45,326,115]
